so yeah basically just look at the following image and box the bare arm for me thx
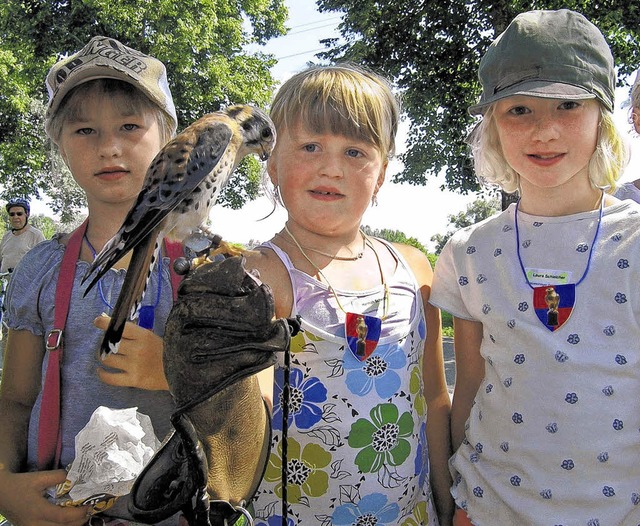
[0,329,89,525]
[450,317,484,452]
[396,244,454,526]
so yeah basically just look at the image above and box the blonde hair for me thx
[46,78,175,146]
[269,63,399,159]
[469,103,628,194]
[632,72,640,111]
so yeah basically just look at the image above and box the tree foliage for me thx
[362,225,436,266]
[317,0,640,193]
[0,0,288,221]
[431,196,500,255]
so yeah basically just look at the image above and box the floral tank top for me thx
[251,240,439,526]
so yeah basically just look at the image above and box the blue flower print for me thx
[615,354,627,365]
[617,258,629,269]
[494,248,502,257]
[611,232,622,242]
[417,315,426,340]
[561,459,574,470]
[344,342,406,398]
[602,386,614,396]
[332,493,400,525]
[414,422,429,488]
[518,302,528,312]
[466,246,476,255]
[273,367,327,430]
[576,243,589,253]
[567,334,580,345]
[614,292,627,304]
[602,486,615,497]
[565,393,578,404]
[459,276,469,286]
[603,325,615,336]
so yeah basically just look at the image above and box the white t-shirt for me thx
[0,224,44,272]
[431,201,640,525]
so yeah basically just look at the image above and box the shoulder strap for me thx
[37,219,87,470]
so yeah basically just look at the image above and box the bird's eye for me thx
[262,128,273,139]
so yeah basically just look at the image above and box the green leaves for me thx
[0,0,287,221]
[318,0,640,193]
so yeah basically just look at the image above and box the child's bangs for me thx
[298,87,381,147]
[68,80,152,118]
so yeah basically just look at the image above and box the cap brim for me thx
[469,81,596,116]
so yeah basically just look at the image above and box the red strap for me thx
[164,240,184,301]
[37,219,87,470]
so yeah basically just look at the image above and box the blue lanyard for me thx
[84,235,162,328]
[514,192,604,290]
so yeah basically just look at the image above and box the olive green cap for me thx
[469,9,615,115]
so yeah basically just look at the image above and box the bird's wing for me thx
[83,117,234,291]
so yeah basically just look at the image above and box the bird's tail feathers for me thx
[99,235,162,359]
[82,235,127,294]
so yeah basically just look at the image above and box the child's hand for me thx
[94,315,170,391]
[0,469,90,525]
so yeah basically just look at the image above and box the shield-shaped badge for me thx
[345,312,381,360]
[533,284,575,332]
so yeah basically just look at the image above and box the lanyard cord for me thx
[514,191,604,290]
[83,235,163,311]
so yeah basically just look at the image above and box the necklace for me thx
[275,230,366,261]
[514,192,604,331]
[283,224,389,360]
[84,235,163,329]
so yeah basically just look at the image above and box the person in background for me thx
[614,70,640,202]
[0,36,182,525]
[244,63,453,526]
[0,198,44,274]
[430,9,638,525]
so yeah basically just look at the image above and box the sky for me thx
[31,0,640,251]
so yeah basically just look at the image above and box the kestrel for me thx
[83,104,276,358]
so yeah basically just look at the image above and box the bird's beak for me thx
[259,150,271,162]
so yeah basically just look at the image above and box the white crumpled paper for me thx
[49,406,160,509]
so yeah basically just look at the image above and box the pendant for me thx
[533,284,575,332]
[137,305,155,330]
[345,312,381,361]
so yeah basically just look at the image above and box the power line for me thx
[286,21,340,36]
[276,47,328,60]
[287,15,342,30]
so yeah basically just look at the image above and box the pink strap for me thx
[37,219,87,470]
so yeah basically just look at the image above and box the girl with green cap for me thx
[430,9,637,525]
